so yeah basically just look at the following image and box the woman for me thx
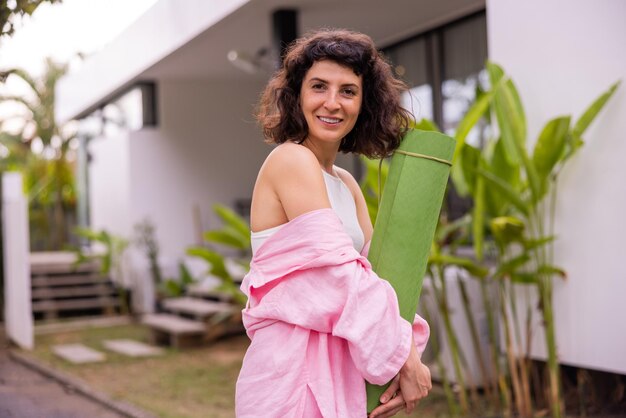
[236,29,432,418]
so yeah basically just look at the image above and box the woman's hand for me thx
[398,342,432,413]
[369,375,405,418]
[369,342,432,417]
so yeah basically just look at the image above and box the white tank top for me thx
[251,169,365,256]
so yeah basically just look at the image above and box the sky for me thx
[0,0,158,74]
[0,0,158,127]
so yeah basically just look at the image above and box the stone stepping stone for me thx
[103,339,164,357]
[52,343,106,364]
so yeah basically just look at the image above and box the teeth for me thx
[319,116,341,124]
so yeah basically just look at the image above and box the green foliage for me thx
[0,0,62,39]
[448,62,619,418]
[73,227,130,314]
[160,262,195,298]
[359,156,389,225]
[74,227,128,275]
[134,219,163,286]
[186,204,251,306]
[1,58,77,250]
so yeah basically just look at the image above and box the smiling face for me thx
[299,60,363,148]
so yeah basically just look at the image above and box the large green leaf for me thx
[532,116,571,188]
[186,247,230,281]
[459,144,480,196]
[204,227,249,250]
[411,118,440,132]
[472,159,486,261]
[477,169,529,216]
[485,138,519,216]
[493,253,531,280]
[213,204,250,239]
[487,63,521,165]
[523,235,555,251]
[490,216,525,246]
[537,264,567,280]
[428,253,489,278]
[572,81,621,139]
[434,213,471,244]
[451,89,495,195]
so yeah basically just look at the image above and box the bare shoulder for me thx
[263,142,319,177]
[260,142,330,221]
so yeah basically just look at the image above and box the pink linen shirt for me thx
[236,209,429,417]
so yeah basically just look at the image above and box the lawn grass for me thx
[27,324,452,418]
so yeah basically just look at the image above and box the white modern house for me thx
[55,0,626,377]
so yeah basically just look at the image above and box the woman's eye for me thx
[342,88,357,97]
[311,83,326,90]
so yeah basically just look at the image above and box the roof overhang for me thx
[55,0,485,124]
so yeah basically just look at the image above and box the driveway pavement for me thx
[0,325,124,418]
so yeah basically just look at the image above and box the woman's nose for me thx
[323,91,341,111]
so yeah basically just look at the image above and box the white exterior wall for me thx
[487,0,626,374]
[127,79,268,260]
[89,131,132,238]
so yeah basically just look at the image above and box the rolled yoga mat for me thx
[366,129,455,412]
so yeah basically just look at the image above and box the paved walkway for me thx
[0,326,123,418]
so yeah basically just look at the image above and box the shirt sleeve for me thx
[247,257,415,385]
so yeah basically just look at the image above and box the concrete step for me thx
[141,314,205,334]
[31,285,116,299]
[30,251,99,275]
[32,297,120,313]
[31,274,110,288]
[161,297,234,320]
[142,313,206,349]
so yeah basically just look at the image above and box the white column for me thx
[2,172,34,350]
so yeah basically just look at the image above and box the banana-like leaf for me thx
[572,81,621,139]
[472,160,486,261]
[477,169,529,216]
[460,144,480,196]
[204,227,249,250]
[186,247,230,281]
[486,138,520,216]
[434,213,471,243]
[532,116,571,192]
[493,253,530,280]
[537,264,567,280]
[523,235,555,251]
[451,90,494,196]
[510,272,539,285]
[411,118,440,132]
[490,216,525,248]
[213,204,250,239]
[428,253,489,278]
[487,63,520,165]
[179,262,195,286]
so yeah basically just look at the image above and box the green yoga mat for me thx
[366,129,455,412]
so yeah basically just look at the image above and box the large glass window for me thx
[383,11,488,219]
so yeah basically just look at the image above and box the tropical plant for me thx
[160,262,195,298]
[0,0,62,39]
[451,61,620,418]
[0,58,77,250]
[134,219,163,288]
[186,204,250,307]
[73,227,130,314]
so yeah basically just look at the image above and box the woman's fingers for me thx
[369,391,407,418]
[380,375,400,403]
[375,404,405,418]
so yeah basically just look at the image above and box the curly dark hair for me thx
[256,29,412,158]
